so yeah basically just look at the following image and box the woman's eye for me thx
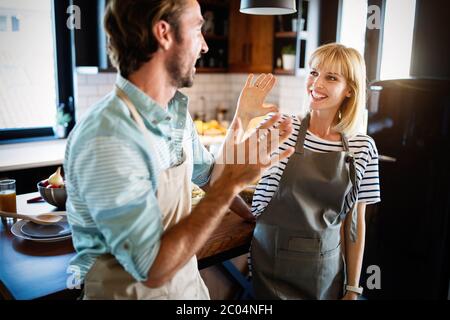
[328,76,337,81]
[310,71,318,76]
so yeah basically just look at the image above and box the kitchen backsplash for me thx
[76,72,308,122]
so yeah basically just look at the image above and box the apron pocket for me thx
[274,248,320,299]
[287,236,320,253]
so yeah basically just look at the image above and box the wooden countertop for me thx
[0,193,254,300]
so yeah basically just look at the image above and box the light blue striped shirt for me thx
[64,74,214,282]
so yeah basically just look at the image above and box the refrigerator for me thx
[361,78,450,299]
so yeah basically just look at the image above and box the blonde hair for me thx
[309,43,367,137]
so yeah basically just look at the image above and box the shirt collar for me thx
[115,74,188,127]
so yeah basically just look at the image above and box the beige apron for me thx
[83,87,210,300]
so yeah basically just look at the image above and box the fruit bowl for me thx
[37,180,67,209]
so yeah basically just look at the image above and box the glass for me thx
[0,179,16,223]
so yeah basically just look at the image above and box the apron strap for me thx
[295,112,311,154]
[341,133,359,242]
[341,133,350,152]
[115,86,148,134]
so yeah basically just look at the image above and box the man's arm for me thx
[145,113,294,287]
[200,181,254,222]
[145,178,239,287]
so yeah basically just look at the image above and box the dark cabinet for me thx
[196,0,230,73]
[73,0,110,69]
[228,0,274,73]
[363,79,450,299]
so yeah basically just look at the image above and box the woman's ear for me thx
[153,20,173,51]
[345,88,352,98]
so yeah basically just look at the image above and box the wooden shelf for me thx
[275,31,297,38]
[274,68,295,75]
[196,67,227,73]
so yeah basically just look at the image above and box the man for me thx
[64,0,293,299]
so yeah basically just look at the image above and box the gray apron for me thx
[251,112,358,300]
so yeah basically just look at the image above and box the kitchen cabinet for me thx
[273,0,319,75]
[228,0,274,73]
[363,79,450,299]
[73,0,110,70]
[296,0,319,74]
[196,0,229,73]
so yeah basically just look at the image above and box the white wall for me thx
[75,72,309,122]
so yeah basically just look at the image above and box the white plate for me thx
[11,220,72,242]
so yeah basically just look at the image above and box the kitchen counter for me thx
[0,139,66,172]
[0,192,254,300]
[0,136,222,173]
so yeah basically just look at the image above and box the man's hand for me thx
[233,74,279,130]
[212,113,294,191]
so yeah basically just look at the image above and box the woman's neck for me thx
[308,109,341,141]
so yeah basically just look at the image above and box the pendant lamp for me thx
[240,0,297,15]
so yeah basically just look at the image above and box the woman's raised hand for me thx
[235,74,279,127]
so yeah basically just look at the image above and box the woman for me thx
[250,43,381,300]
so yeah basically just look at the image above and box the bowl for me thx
[37,181,67,209]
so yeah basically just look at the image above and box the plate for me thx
[21,220,71,238]
[11,220,72,242]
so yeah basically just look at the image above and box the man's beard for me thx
[165,48,196,89]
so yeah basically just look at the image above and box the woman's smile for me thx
[310,90,328,102]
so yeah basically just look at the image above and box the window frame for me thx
[0,0,76,144]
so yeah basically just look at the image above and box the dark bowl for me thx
[37,181,67,209]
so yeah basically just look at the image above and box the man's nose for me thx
[201,36,209,54]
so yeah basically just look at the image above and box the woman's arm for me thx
[341,202,367,300]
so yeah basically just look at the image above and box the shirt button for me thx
[166,116,171,121]
[123,242,130,250]
[152,120,158,125]
[167,137,172,141]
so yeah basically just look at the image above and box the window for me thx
[337,0,368,56]
[379,0,416,80]
[0,0,75,143]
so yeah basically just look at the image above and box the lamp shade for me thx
[240,0,297,15]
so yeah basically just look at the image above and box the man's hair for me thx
[104,0,188,78]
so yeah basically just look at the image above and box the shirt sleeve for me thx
[357,139,381,204]
[187,115,215,187]
[72,136,162,282]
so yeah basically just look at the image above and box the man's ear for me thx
[153,20,173,51]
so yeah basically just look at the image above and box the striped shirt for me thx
[64,74,214,283]
[251,114,381,217]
